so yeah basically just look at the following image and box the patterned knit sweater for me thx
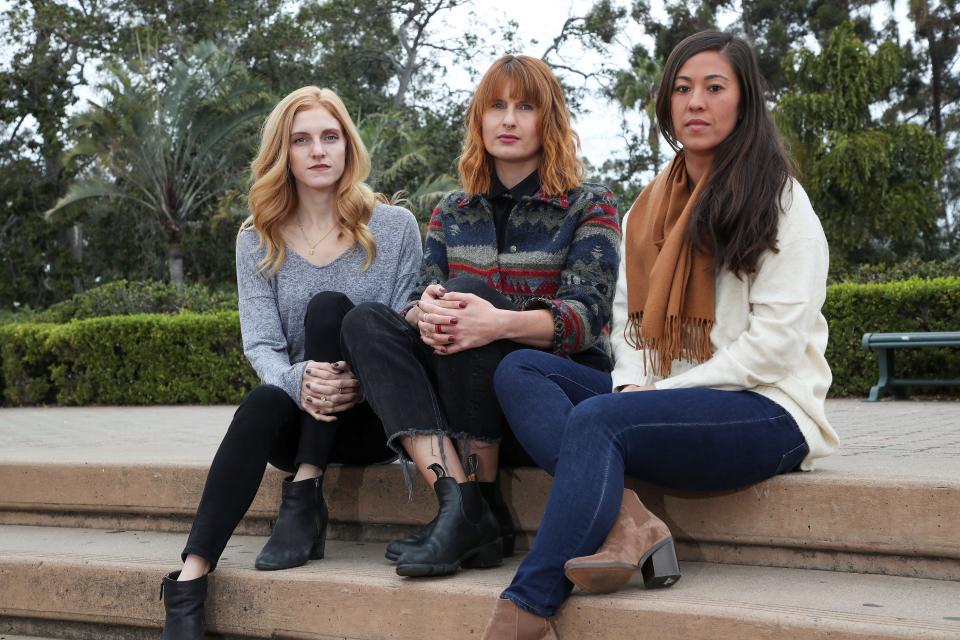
[408,183,621,356]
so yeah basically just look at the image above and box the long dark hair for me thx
[655,31,791,276]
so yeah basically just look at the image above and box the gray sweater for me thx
[236,204,423,404]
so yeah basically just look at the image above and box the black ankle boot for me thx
[479,478,516,558]
[160,570,206,640]
[395,465,502,577]
[385,516,437,562]
[255,475,328,570]
[385,455,470,562]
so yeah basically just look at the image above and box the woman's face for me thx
[288,106,346,192]
[481,81,542,173]
[670,51,741,157]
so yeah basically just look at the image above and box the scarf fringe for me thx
[625,312,713,378]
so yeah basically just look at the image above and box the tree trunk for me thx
[167,242,184,286]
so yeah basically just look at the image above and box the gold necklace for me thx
[297,218,338,256]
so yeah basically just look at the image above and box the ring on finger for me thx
[319,395,328,403]
[436,323,444,335]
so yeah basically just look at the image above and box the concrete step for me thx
[1,401,958,580]
[1,525,958,640]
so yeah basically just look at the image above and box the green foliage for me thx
[28,280,236,323]
[824,277,960,396]
[47,41,271,284]
[778,23,946,268]
[3,278,959,405]
[358,109,461,222]
[0,1,113,308]
[0,312,256,406]
[830,257,960,284]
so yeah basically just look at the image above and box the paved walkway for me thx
[0,400,958,481]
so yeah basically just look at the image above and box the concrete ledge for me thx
[1,526,958,640]
[1,461,957,581]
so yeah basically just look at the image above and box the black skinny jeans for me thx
[182,292,394,570]
[340,278,610,470]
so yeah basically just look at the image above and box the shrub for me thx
[825,277,960,396]
[1,278,958,405]
[829,257,960,285]
[0,312,256,405]
[32,279,237,323]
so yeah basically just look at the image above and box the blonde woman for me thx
[159,87,422,639]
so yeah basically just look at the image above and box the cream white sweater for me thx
[610,179,838,469]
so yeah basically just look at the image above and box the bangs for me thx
[475,58,551,109]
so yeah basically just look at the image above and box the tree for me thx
[778,22,945,268]
[47,42,270,284]
[0,0,115,306]
[890,0,960,245]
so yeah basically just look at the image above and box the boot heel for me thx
[501,533,516,558]
[463,538,503,569]
[640,538,680,588]
[310,518,328,559]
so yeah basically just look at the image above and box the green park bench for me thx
[861,331,960,401]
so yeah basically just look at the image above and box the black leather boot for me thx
[255,475,328,570]
[385,516,436,562]
[395,464,502,577]
[479,477,516,558]
[160,570,206,640]
[385,455,473,562]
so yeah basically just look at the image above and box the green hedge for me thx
[0,311,256,405]
[824,277,960,396]
[1,278,958,405]
[33,279,238,322]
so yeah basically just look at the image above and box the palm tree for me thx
[612,53,663,172]
[358,110,458,222]
[48,42,270,284]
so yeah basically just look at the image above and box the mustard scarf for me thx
[624,153,714,376]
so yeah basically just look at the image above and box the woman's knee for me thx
[304,291,353,335]
[565,395,618,445]
[494,349,554,396]
[341,301,397,344]
[232,385,294,438]
[445,276,511,308]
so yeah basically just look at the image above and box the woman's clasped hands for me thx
[300,360,363,422]
[413,283,505,355]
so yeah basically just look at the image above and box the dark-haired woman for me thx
[340,54,620,579]
[481,31,839,639]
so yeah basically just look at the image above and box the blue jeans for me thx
[493,349,809,617]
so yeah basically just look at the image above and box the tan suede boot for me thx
[563,488,680,594]
[481,598,558,640]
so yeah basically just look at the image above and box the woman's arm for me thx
[609,211,658,390]
[236,232,308,404]
[402,196,452,324]
[522,186,621,355]
[389,208,426,312]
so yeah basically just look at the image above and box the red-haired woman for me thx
[341,55,621,578]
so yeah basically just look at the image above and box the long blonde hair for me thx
[458,55,584,197]
[244,86,380,274]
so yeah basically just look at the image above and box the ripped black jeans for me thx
[340,279,519,461]
[340,278,610,470]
